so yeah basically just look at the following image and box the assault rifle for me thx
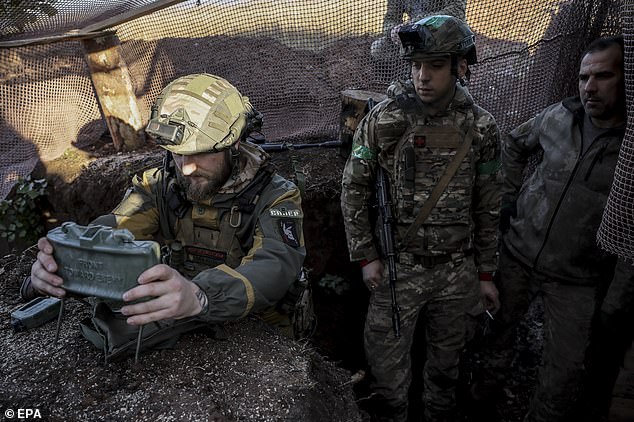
[375,166,401,338]
[247,133,343,152]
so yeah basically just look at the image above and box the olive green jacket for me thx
[502,97,623,284]
[102,142,306,322]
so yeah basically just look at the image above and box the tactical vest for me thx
[378,94,477,256]
[157,163,275,278]
[156,163,314,339]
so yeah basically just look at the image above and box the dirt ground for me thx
[0,246,364,422]
[0,141,545,421]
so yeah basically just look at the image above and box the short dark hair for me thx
[583,35,624,65]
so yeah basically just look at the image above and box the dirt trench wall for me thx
[12,144,552,420]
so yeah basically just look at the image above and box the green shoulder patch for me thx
[422,15,450,29]
[477,159,501,175]
[352,144,377,161]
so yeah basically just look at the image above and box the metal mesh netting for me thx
[0,41,104,195]
[0,1,161,38]
[0,0,631,257]
[597,1,634,259]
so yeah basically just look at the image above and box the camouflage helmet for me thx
[146,73,261,155]
[398,15,477,64]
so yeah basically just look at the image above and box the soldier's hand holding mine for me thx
[29,237,66,298]
[121,264,206,325]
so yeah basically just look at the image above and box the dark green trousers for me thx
[481,244,602,422]
[364,256,479,422]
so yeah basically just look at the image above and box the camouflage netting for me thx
[598,1,634,260]
[0,0,631,258]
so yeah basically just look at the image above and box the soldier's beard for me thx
[176,158,232,202]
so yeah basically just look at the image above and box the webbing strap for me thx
[215,166,274,259]
[398,124,475,249]
[286,142,306,197]
[216,207,239,262]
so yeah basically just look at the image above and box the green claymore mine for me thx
[47,222,160,301]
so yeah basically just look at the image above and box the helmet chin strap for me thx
[229,144,241,180]
[451,55,469,86]
[460,68,470,86]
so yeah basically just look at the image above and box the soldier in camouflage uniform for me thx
[370,0,466,60]
[473,36,626,422]
[27,74,306,346]
[342,16,501,422]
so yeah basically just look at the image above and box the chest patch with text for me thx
[185,246,227,266]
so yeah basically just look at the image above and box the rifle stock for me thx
[376,166,401,338]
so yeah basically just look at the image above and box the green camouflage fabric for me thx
[109,142,306,329]
[341,80,500,421]
[365,255,479,421]
[399,14,476,63]
[341,80,501,273]
[381,0,466,34]
[370,2,466,61]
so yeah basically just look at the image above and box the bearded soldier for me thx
[25,74,307,356]
[341,15,501,422]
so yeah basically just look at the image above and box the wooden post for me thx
[340,89,387,149]
[82,33,145,151]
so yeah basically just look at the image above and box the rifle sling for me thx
[399,125,475,250]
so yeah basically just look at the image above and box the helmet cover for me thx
[398,15,477,64]
[146,73,259,155]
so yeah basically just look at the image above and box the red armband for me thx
[478,272,495,282]
[359,259,370,268]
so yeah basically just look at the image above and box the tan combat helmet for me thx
[398,15,477,64]
[146,73,260,155]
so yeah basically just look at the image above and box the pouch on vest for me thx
[79,300,218,362]
[276,267,316,340]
